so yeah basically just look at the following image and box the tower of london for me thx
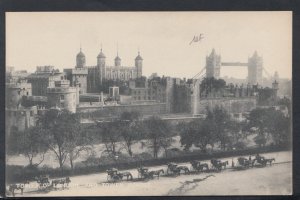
[64,47,143,93]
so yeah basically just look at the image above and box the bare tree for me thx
[7,126,48,167]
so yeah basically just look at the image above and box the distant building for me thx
[27,66,65,96]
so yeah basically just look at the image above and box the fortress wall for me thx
[196,97,257,114]
[78,103,167,118]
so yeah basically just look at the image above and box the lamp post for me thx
[232,147,236,168]
[115,155,119,170]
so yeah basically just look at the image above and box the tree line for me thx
[7,103,291,172]
[7,110,173,172]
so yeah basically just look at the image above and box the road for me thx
[7,150,292,196]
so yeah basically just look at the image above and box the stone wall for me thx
[78,103,167,118]
[195,97,257,114]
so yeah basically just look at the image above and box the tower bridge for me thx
[190,48,268,115]
[206,48,263,85]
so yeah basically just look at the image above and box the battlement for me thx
[64,68,88,75]
[47,87,77,93]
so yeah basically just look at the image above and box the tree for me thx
[180,119,216,152]
[97,120,121,157]
[119,111,142,157]
[143,116,172,158]
[66,125,93,170]
[178,121,194,151]
[7,126,48,167]
[207,106,231,150]
[38,109,86,172]
[247,107,291,147]
[264,108,291,146]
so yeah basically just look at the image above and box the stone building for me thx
[129,76,175,113]
[27,66,65,96]
[46,79,79,113]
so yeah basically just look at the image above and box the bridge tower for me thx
[248,51,263,85]
[206,48,221,79]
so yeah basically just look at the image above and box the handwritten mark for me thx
[189,34,204,45]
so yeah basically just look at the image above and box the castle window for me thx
[60,95,64,100]
[138,96,140,100]
[61,102,64,107]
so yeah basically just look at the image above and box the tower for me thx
[206,48,221,79]
[76,47,86,68]
[135,51,143,78]
[114,53,121,67]
[248,51,263,85]
[97,47,106,84]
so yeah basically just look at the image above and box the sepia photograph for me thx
[5,11,292,196]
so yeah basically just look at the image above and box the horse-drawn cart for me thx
[166,162,189,175]
[137,166,164,180]
[190,160,209,172]
[106,168,133,182]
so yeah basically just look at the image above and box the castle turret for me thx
[272,79,279,99]
[46,78,78,113]
[114,53,121,67]
[76,47,86,68]
[135,51,143,78]
[97,48,106,84]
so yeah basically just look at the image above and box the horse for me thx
[252,156,275,167]
[177,165,190,174]
[8,181,29,197]
[264,158,275,165]
[119,172,133,181]
[51,177,71,189]
[167,163,189,175]
[220,161,229,169]
[148,169,164,179]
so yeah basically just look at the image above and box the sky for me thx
[6,11,292,79]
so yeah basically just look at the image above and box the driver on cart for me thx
[255,153,265,162]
